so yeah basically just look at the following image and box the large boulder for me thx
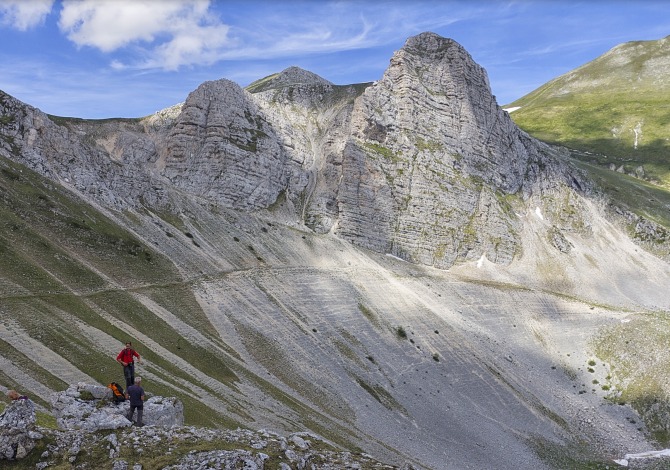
[0,398,42,460]
[52,383,128,431]
[143,396,184,427]
[52,383,183,431]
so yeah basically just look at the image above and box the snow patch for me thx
[535,207,544,220]
[614,448,670,467]
[386,253,407,262]
[503,106,521,113]
[632,122,643,149]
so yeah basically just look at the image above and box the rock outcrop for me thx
[162,79,290,211]
[1,385,392,468]
[0,397,41,460]
[33,425,398,469]
[52,383,183,431]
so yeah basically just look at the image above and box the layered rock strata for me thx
[0,32,590,270]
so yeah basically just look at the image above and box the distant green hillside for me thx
[507,35,670,189]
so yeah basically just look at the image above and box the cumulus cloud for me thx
[0,0,54,30]
[58,0,230,70]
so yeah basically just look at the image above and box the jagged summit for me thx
[246,66,333,93]
[395,32,493,100]
[402,31,465,56]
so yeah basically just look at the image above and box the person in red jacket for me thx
[116,341,141,388]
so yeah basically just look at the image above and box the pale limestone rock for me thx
[52,383,183,431]
[247,67,365,231]
[162,79,289,210]
[144,396,184,427]
[0,397,40,460]
[335,32,587,267]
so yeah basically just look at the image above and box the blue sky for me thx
[0,0,669,119]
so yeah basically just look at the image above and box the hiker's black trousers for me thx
[123,363,135,388]
[127,403,143,425]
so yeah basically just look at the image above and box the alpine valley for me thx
[1,32,670,469]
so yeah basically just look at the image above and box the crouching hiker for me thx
[7,390,29,401]
[125,376,145,427]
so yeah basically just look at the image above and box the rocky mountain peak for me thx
[335,32,585,266]
[390,31,492,102]
[246,66,333,93]
[401,31,464,57]
[275,66,333,86]
[161,77,289,210]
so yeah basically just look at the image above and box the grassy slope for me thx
[507,37,670,231]
[0,152,397,458]
[0,150,635,468]
[507,37,670,179]
[0,154,242,427]
[3,63,670,466]
[594,312,670,445]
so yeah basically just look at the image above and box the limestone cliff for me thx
[333,33,588,267]
[0,32,591,271]
[162,79,289,210]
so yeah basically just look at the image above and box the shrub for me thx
[396,326,407,339]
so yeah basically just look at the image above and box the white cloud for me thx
[58,0,230,70]
[0,0,54,30]
[50,0,476,71]
[208,3,467,61]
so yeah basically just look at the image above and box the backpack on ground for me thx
[108,382,126,403]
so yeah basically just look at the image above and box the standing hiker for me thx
[125,376,145,426]
[116,341,141,388]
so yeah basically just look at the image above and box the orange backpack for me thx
[108,382,126,403]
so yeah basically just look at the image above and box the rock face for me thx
[247,67,366,231]
[0,398,41,460]
[52,383,183,431]
[162,79,290,211]
[143,396,184,427]
[343,33,591,267]
[0,32,590,271]
[29,425,397,469]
